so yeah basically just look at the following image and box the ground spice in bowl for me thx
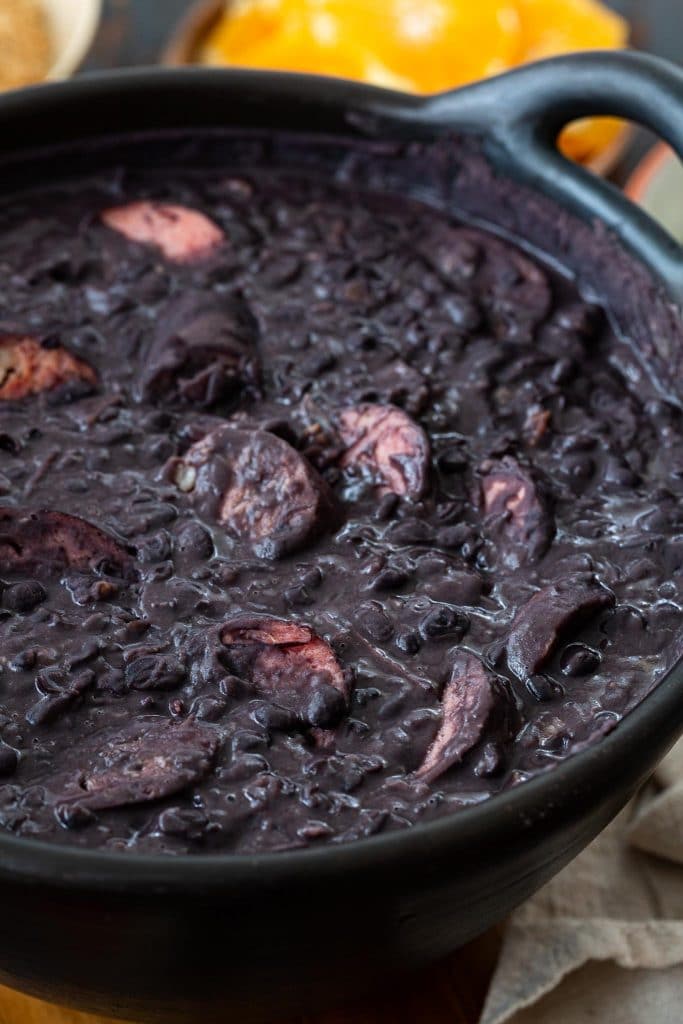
[0,0,52,91]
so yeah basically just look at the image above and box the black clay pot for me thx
[1,52,683,1024]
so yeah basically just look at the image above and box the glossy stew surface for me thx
[0,149,680,854]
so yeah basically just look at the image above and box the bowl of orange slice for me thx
[164,0,629,172]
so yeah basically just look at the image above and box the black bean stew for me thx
[0,147,681,855]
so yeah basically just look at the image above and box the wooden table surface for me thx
[0,928,502,1024]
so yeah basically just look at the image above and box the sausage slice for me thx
[220,615,348,727]
[0,335,97,401]
[338,403,430,498]
[101,201,224,263]
[506,574,614,680]
[416,651,496,784]
[0,508,135,578]
[171,426,338,559]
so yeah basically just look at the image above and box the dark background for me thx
[81,1,683,71]
[620,0,683,63]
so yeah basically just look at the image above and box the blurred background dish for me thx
[43,0,102,81]
[163,0,629,171]
[0,0,101,91]
[0,0,52,90]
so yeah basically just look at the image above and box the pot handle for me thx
[421,51,683,303]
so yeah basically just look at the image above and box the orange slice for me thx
[204,0,522,93]
[304,0,523,94]
[516,0,629,163]
[203,1,395,84]
[203,0,282,60]
[517,0,627,61]
[202,0,629,166]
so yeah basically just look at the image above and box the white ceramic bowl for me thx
[41,0,102,80]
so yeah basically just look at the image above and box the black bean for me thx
[555,302,603,338]
[301,566,323,589]
[26,692,76,727]
[251,702,300,733]
[90,580,120,602]
[35,666,64,695]
[96,669,127,695]
[344,720,370,737]
[124,654,186,692]
[0,433,19,455]
[10,649,37,671]
[395,631,422,655]
[389,519,434,545]
[444,294,482,332]
[189,696,227,722]
[230,730,269,754]
[0,745,18,777]
[559,433,596,454]
[83,613,109,633]
[175,521,214,559]
[218,675,245,699]
[603,457,639,488]
[538,726,570,753]
[55,803,95,830]
[420,606,468,642]
[304,682,346,729]
[357,601,394,642]
[436,524,473,550]
[260,253,302,288]
[334,809,388,843]
[284,583,314,607]
[560,644,601,677]
[338,764,365,793]
[375,492,400,521]
[563,455,595,486]
[547,355,575,386]
[438,447,468,474]
[370,567,410,592]
[600,606,647,639]
[119,619,151,643]
[138,531,173,563]
[351,687,381,708]
[67,639,101,670]
[435,501,465,525]
[3,581,47,614]
[300,350,337,376]
[525,675,561,702]
[158,806,210,840]
[473,742,503,778]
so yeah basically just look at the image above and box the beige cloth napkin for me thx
[480,738,683,1024]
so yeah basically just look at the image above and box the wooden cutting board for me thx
[0,928,501,1023]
